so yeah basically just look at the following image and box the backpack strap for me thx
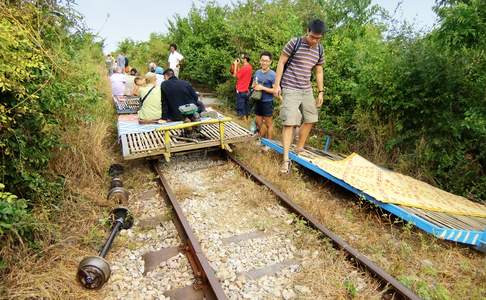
[283,37,302,73]
[318,43,323,65]
[140,86,156,105]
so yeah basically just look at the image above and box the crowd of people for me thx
[107,18,327,175]
[107,43,196,123]
[231,19,326,173]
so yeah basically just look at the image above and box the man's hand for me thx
[274,85,281,97]
[254,84,264,91]
[316,92,324,108]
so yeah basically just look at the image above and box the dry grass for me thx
[233,141,486,299]
[1,67,118,300]
[212,103,485,298]
[173,184,197,200]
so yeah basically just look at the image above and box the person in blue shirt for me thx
[252,51,276,150]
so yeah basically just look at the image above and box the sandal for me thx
[279,159,292,174]
[294,147,305,154]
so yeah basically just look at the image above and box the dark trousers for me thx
[236,92,249,116]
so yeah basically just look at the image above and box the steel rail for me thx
[228,153,420,300]
[153,162,228,300]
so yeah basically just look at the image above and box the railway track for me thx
[105,150,419,299]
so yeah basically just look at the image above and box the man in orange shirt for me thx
[232,53,252,120]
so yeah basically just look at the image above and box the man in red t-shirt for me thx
[232,53,252,120]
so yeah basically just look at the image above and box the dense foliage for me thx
[156,0,485,202]
[116,33,170,74]
[0,1,105,247]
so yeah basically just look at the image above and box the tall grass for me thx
[2,57,117,298]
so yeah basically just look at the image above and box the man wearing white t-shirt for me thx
[110,67,126,96]
[168,43,184,78]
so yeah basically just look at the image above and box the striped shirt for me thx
[281,37,324,90]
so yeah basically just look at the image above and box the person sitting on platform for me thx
[132,76,146,96]
[138,73,162,124]
[110,67,126,96]
[154,66,165,87]
[160,68,202,122]
[130,68,139,76]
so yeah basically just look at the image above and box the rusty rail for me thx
[228,153,420,300]
[153,162,228,300]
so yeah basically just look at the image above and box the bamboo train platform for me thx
[262,138,486,252]
[117,113,254,161]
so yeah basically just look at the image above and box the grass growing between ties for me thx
[232,142,486,299]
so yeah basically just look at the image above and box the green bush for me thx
[0,1,106,245]
[0,184,33,239]
[216,79,236,108]
[117,0,485,202]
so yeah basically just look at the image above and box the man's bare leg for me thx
[255,115,264,136]
[296,122,314,150]
[282,125,294,161]
[264,116,273,139]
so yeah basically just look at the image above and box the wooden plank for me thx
[204,124,222,139]
[227,122,246,136]
[147,131,159,148]
[123,134,254,160]
[137,133,147,151]
[425,210,474,229]
[231,122,251,134]
[404,207,455,229]
[120,119,255,160]
[228,124,247,137]
[453,214,486,229]
[120,135,130,157]
[224,123,239,137]
[428,210,485,230]
[127,134,137,152]
[200,125,219,140]
[147,132,158,149]
[140,132,150,150]
[157,130,168,146]
[151,130,164,147]
[199,127,216,140]
[145,132,156,150]
[405,207,481,231]
[134,133,144,152]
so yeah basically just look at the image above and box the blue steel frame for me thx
[262,138,486,252]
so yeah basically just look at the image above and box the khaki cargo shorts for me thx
[279,88,318,126]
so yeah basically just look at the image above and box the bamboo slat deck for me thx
[120,120,253,160]
[113,95,141,114]
[262,138,486,251]
[402,207,486,231]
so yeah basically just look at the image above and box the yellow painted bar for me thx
[155,117,232,131]
[219,122,225,149]
[164,130,171,154]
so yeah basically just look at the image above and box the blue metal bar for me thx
[262,138,485,251]
[324,135,331,152]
